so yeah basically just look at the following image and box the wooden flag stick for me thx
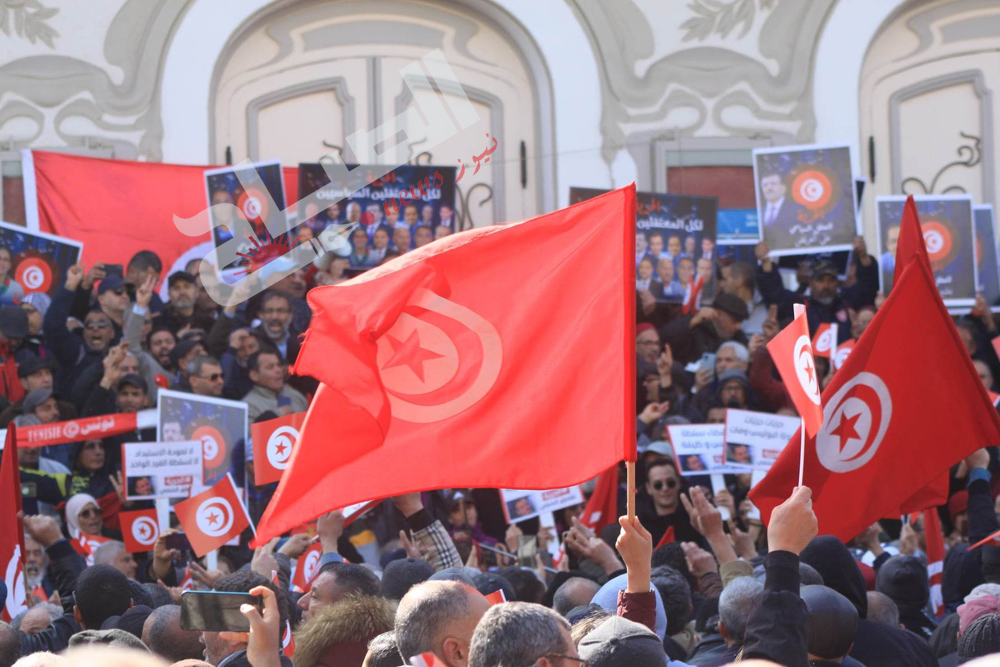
[627,460,636,520]
[798,418,806,488]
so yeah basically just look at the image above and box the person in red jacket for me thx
[0,305,28,404]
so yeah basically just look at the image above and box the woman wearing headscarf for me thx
[68,439,116,502]
[64,491,121,564]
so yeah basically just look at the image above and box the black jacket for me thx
[800,536,938,667]
[660,315,750,365]
[742,550,808,667]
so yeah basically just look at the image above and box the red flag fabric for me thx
[410,653,449,667]
[893,194,932,287]
[175,474,252,557]
[923,508,945,617]
[120,509,161,554]
[831,338,855,372]
[291,542,323,593]
[251,412,306,486]
[253,185,637,545]
[750,258,1000,541]
[682,275,704,315]
[766,308,823,437]
[16,412,139,448]
[71,533,114,567]
[580,465,619,534]
[27,151,298,273]
[812,324,838,359]
[484,589,506,605]
[655,526,676,549]
[0,426,26,622]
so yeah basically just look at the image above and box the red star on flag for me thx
[381,330,443,382]
[830,411,862,451]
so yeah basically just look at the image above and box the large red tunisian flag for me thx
[26,151,299,272]
[767,306,823,437]
[750,257,1000,542]
[0,426,26,622]
[253,185,637,544]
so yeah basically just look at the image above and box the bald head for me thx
[142,604,204,663]
[553,577,601,617]
[394,581,490,666]
[866,591,900,629]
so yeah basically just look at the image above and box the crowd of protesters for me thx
[2,228,1000,667]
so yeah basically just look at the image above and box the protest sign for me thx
[121,441,203,500]
[298,163,458,262]
[204,161,288,281]
[876,195,977,307]
[570,187,719,304]
[0,221,82,303]
[724,409,800,471]
[752,144,858,256]
[975,205,1000,312]
[665,423,744,474]
[157,390,248,487]
[717,209,759,245]
[500,487,585,524]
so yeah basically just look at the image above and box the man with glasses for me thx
[186,355,225,398]
[468,601,583,667]
[95,275,131,336]
[44,265,117,395]
[638,456,701,546]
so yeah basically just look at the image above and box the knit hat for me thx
[578,616,667,667]
[710,293,749,321]
[473,572,515,602]
[17,354,52,379]
[636,323,656,338]
[0,305,28,339]
[876,555,929,610]
[22,388,53,414]
[959,596,1000,635]
[949,491,970,520]
[716,369,749,395]
[380,558,434,600]
[21,292,51,319]
[958,612,1000,662]
[801,585,858,660]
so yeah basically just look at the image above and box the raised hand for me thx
[152,528,180,581]
[277,533,311,559]
[219,585,282,667]
[616,515,652,593]
[65,264,86,291]
[638,401,670,425]
[767,486,818,555]
[681,541,718,577]
[250,538,280,578]
[135,274,156,309]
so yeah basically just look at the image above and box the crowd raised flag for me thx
[120,508,161,554]
[252,412,306,486]
[175,474,253,556]
[252,185,637,545]
[0,427,26,622]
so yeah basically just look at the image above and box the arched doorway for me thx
[859,0,1000,232]
[210,0,554,229]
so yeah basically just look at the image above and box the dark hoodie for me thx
[877,555,938,640]
[800,536,938,667]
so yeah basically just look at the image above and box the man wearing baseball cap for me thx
[754,237,879,343]
[660,292,749,365]
[0,355,76,427]
[159,270,215,334]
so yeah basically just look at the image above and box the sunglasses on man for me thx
[651,478,678,491]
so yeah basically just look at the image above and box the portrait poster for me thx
[0,221,82,303]
[753,144,858,255]
[121,441,203,500]
[974,205,1000,312]
[875,195,977,307]
[570,187,719,304]
[499,487,585,524]
[157,389,248,487]
[204,161,288,281]
[298,163,458,264]
[665,423,745,475]
[724,409,799,472]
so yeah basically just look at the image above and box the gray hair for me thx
[967,584,1000,603]
[394,581,473,662]
[866,591,900,628]
[10,602,62,632]
[469,602,571,667]
[93,541,126,567]
[651,565,692,635]
[719,576,763,643]
[185,355,220,378]
[365,631,400,667]
[718,341,750,364]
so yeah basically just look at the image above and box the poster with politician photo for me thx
[204,161,289,281]
[752,145,858,256]
[570,187,719,305]
[0,221,82,304]
[298,163,458,266]
[876,195,977,307]
[157,389,248,488]
[975,205,1000,312]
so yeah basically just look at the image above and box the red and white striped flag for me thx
[410,653,448,667]
[923,508,945,617]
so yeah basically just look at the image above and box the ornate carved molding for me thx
[0,0,59,48]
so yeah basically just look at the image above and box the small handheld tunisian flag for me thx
[923,508,945,617]
[579,465,619,533]
[812,324,838,359]
[175,474,253,557]
[0,425,26,622]
[767,305,823,438]
[254,185,637,545]
[750,258,1000,542]
[251,412,306,486]
[291,542,323,593]
[120,509,161,554]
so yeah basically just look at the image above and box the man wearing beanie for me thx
[876,555,936,639]
[801,585,859,665]
[578,615,667,666]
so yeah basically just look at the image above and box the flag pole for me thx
[626,460,635,520]
[798,418,805,488]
